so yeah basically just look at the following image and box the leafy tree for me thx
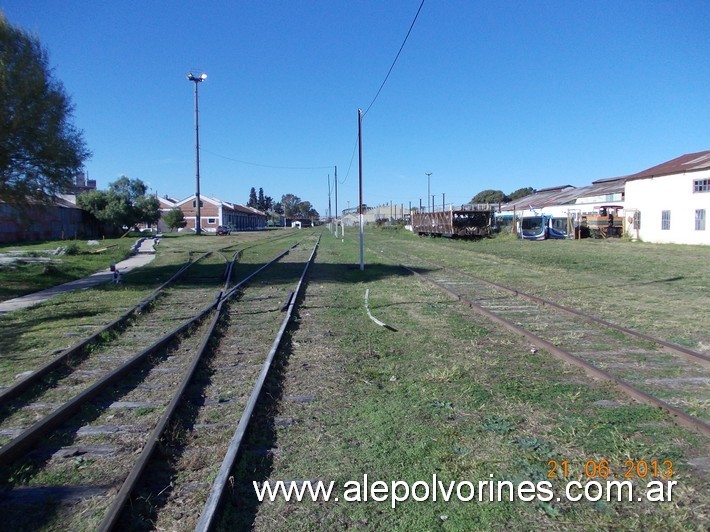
[508,187,535,201]
[255,188,274,212]
[109,176,147,200]
[273,202,284,215]
[279,193,300,216]
[246,186,274,212]
[77,176,159,229]
[247,187,257,208]
[276,193,319,218]
[471,189,509,204]
[0,12,90,205]
[163,207,186,232]
[134,194,160,225]
[296,200,319,218]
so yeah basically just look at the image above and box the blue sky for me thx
[3,1,709,216]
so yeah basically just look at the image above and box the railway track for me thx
[0,233,319,530]
[0,230,300,405]
[0,249,232,419]
[376,248,710,437]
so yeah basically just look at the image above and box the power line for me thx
[341,134,359,185]
[202,147,332,170]
[201,1,425,186]
[362,0,426,117]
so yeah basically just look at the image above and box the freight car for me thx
[411,204,496,238]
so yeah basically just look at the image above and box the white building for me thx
[624,151,710,245]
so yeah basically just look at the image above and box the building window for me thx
[696,209,706,231]
[207,218,216,224]
[192,200,204,208]
[693,179,710,193]
[661,210,671,230]
[633,211,641,230]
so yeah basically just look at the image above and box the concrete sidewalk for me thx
[0,237,159,315]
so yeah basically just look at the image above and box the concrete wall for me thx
[625,169,710,245]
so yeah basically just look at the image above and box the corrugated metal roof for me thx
[497,151,709,211]
[502,186,578,210]
[579,178,626,198]
[592,175,627,184]
[0,196,82,209]
[625,150,710,181]
[500,177,626,211]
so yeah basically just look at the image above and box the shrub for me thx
[64,243,82,255]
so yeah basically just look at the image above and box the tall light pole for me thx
[426,172,432,212]
[188,72,206,235]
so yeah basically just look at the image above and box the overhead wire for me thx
[362,0,426,118]
[201,1,425,196]
[341,135,359,185]
[341,0,426,186]
[202,148,332,171]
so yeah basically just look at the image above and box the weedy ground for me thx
[1,228,708,530]
[233,228,709,530]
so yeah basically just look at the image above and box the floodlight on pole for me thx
[187,72,207,235]
[426,172,432,212]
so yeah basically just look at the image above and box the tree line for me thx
[470,187,535,204]
[246,187,319,219]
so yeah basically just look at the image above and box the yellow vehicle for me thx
[585,205,624,238]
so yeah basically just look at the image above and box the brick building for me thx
[158,194,266,232]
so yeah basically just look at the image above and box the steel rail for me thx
[98,287,225,531]
[0,301,217,467]
[195,234,320,531]
[0,247,256,465]
[0,243,299,467]
[438,263,710,366]
[380,248,709,366]
[97,239,310,530]
[0,252,215,404]
[0,236,285,406]
[397,261,710,438]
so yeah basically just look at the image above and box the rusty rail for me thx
[438,264,710,366]
[195,235,320,531]
[397,261,710,438]
[98,238,312,530]
[0,253,210,404]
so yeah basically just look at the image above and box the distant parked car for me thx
[216,225,231,235]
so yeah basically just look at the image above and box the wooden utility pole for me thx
[334,166,338,237]
[358,109,364,271]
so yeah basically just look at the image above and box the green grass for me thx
[234,228,709,530]
[2,227,707,529]
[0,237,138,300]
[0,230,305,386]
[366,228,710,351]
